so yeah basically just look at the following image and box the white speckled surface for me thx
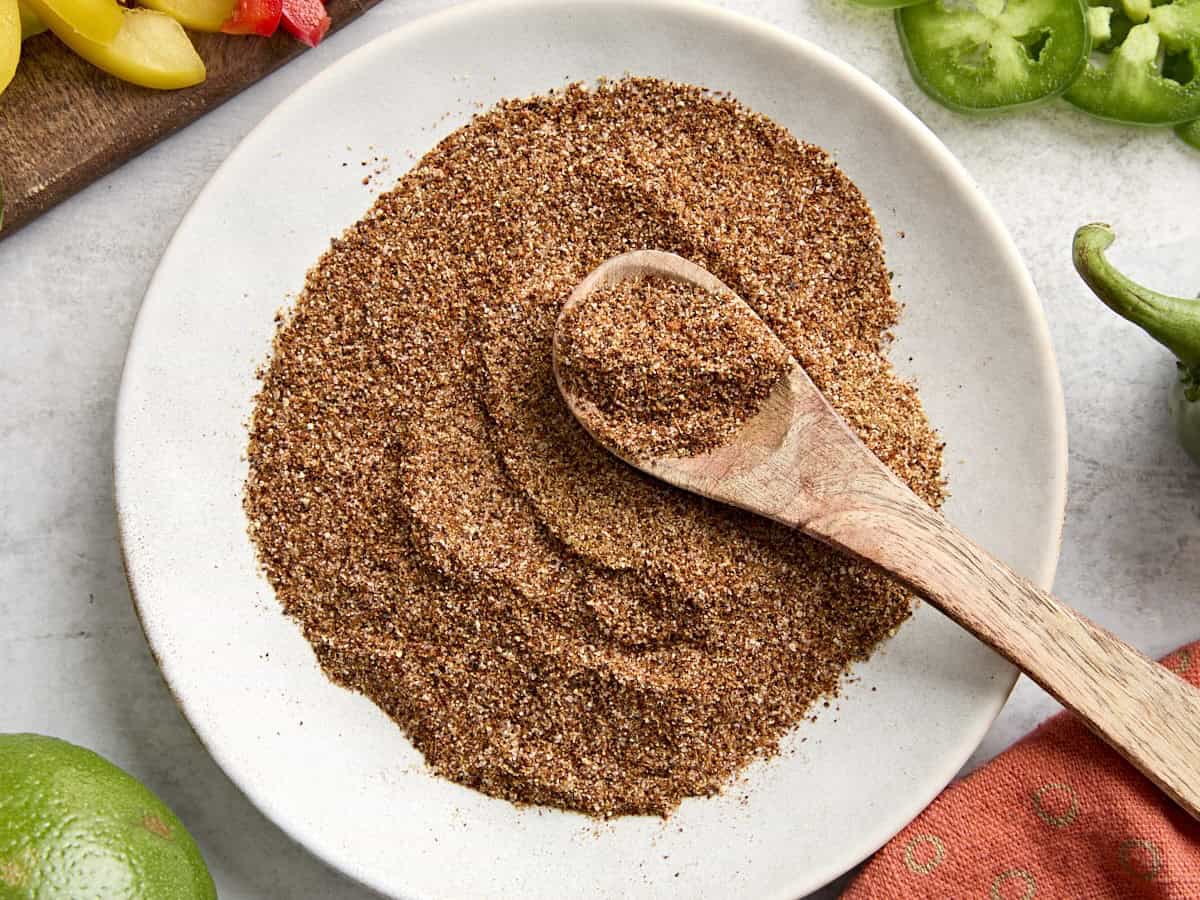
[1,2,1197,898]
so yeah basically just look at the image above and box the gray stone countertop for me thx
[2,1,1197,896]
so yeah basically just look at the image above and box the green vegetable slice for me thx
[1178,117,1200,146]
[897,0,1091,112]
[1122,0,1151,23]
[1065,0,1200,124]
[1088,4,1114,41]
[849,0,929,9]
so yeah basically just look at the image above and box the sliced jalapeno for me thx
[1178,117,1200,146]
[897,0,1091,112]
[850,0,929,9]
[1065,0,1200,124]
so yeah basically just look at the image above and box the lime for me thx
[0,734,216,900]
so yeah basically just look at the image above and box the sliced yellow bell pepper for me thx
[1,0,18,96]
[138,0,235,32]
[17,0,45,38]
[38,7,204,89]
[21,0,120,45]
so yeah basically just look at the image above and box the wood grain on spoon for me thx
[554,249,1200,820]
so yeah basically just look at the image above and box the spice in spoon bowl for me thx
[554,274,791,460]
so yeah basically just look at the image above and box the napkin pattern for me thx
[844,642,1200,899]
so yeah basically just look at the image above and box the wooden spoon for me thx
[554,249,1200,820]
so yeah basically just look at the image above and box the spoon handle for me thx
[808,485,1200,821]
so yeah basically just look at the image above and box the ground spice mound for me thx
[556,276,791,459]
[245,78,945,819]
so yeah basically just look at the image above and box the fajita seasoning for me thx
[245,78,944,819]
[556,276,792,460]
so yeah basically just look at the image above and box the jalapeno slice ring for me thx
[1065,0,1200,124]
[897,0,1091,112]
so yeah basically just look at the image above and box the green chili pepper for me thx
[896,0,1090,112]
[1178,117,1200,147]
[1073,223,1200,463]
[1065,0,1200,124]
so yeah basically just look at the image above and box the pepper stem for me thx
[1073,223,1200,373]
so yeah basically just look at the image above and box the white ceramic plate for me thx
[115,2,1067,897]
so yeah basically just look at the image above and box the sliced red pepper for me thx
[221,0,281,36]
[281,0,329,46]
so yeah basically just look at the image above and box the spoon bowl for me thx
[555,250,1200,821]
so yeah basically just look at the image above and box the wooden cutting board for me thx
[0,0,379,239]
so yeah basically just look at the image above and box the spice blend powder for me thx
[245,78,945,818]
[556,276,792,460]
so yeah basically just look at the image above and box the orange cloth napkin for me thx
[844,642,1200,899]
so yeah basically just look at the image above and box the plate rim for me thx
[114,1,1069,896]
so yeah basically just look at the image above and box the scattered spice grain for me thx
[244,77,945,819]
[555,276,790,459]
